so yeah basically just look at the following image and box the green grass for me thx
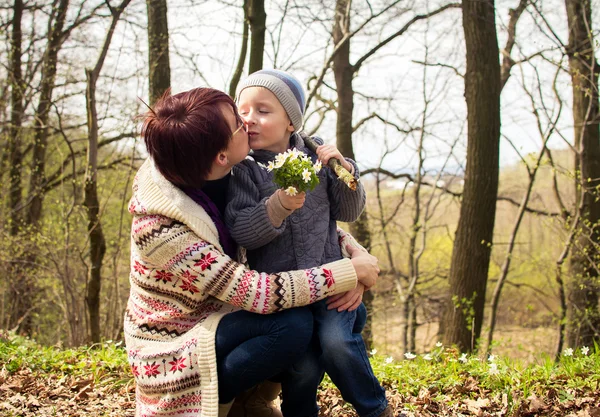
[0,331,131,389]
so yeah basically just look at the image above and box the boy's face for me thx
[238,87,295,154]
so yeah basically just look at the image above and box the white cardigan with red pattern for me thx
[124,159,358,417]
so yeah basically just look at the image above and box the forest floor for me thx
[1,361,600,417]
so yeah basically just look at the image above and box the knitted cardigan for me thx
[124,159,358,417]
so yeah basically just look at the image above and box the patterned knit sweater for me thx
[124,159,358,417]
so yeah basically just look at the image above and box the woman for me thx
[124,87,380,417]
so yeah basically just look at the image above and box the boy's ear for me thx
[287,120,295,133]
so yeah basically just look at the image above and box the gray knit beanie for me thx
[236,69,306,132]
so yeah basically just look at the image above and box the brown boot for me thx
[228,381,283,417]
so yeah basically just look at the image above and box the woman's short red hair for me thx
[142,88,239,187]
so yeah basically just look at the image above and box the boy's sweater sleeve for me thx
[225,163,286,250]
[313,136,365,222]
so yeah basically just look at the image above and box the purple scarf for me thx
[182,187,238,260]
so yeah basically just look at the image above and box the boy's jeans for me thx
[283,301,388,417]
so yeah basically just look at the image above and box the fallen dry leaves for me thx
[0,367,598,416]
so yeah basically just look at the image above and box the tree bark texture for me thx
[248,0,265,73]
[565,0,600,347]
[147,0,171,105]
[442,0,501,352]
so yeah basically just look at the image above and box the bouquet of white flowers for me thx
[263,148,321,196]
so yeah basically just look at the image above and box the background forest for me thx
[0,0,598,364]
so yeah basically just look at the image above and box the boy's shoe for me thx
[228,381,283,417]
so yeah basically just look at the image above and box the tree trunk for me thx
[442,0,501,352]
[229,0,250,97]
[565,0,600,348]
[248,0,265,73]
[147,0,170,104]
[331,0,374,349]
[84,0,130,343]
[8,0,24,235]
[13,0,69,335]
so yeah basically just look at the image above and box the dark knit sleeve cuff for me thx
[265,191,294,227]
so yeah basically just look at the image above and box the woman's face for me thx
[219,103,250,166]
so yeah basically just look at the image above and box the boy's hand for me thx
[326,282,365,312]
[277,189,306,211]
[316,144,353,173]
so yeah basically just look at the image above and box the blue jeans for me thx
[215,307,317,412]
[312,300,387,417]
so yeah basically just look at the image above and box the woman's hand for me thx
[277,189,306,211]
[316,144,353,173]
[348,245,379,289]
[326,282,365,312]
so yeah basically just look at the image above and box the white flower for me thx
[488,354,496,363]
[370,348,378,355]
[288,149,299,161]
[267,161,275,172]
[284,186,298,196]
[423,354,433,361]
[564,348,574,357]
[302,168,312,183]
[314,160,322,173]
[385,356,394,364]
[581,346,590,355]
[275,153,287,168]
[436,342,443,348]
[488,362,499,375]
[459,353,468,363]
[404,352,416,360]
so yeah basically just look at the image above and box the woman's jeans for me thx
[215,307,317,416]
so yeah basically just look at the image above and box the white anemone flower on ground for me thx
[581,346,590,355]
[284,186,298,196]
[385,356,394,364]
[370,348,377,355]
[404,352,416,360]
[564,348,574,357]
[423,354,433,361]
[488,354,496,362]
[436,342,443,348]
[459,353,468,363]
[488,362,499,375]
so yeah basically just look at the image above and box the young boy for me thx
[225,69,391,417]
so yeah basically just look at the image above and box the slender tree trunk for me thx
[229,0,250,97]
[332,0,374,349]
[147,0,170,104]
[12,0,69,335]
[565,0,600,347]
[8,0,24,235]
[84,0,130,343]
[248,0,265,73]
[442,0,501,352]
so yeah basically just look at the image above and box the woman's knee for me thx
[275,307,314,351]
